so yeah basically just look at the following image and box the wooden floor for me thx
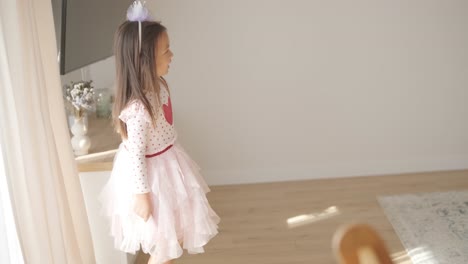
[136,169,468,264]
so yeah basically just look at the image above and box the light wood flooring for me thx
[135,169,468,264]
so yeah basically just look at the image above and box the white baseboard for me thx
[202,156,468,186]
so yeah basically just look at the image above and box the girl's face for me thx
[155,31,173,77]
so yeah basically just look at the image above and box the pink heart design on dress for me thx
[163,97,173,125]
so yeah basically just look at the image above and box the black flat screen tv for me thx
[52,0,131,74]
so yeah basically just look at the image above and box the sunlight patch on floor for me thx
[391,250,412,264]
[287,206,340,228]
[391,246,437,264]
[407,246,437,264]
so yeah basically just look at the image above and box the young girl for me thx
[99,2,220,264]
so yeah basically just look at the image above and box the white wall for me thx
[60,56,115,91]
[144,0,468,185]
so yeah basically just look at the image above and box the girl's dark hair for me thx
[113,20,167,139]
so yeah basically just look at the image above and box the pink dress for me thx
[99,87,220,264]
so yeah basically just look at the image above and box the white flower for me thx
[64,80,96,114]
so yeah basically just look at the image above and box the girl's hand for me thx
[133,192,153,221]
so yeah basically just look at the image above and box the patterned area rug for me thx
[378,191,468,264]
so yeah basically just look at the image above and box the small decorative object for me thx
[64,80,96,156]
[95,88,112,118]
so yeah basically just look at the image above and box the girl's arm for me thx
[124,107,151,194]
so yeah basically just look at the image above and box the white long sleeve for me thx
[120,102,152,194]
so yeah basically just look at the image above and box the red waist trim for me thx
[124,144,174,158]
[145,144,173,158]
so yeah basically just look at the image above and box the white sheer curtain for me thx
[0,0,95,263]
[0,141,23,264]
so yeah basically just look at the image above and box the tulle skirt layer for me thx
[99,142,220,264]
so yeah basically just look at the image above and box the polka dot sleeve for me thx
[124,108,151,194]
